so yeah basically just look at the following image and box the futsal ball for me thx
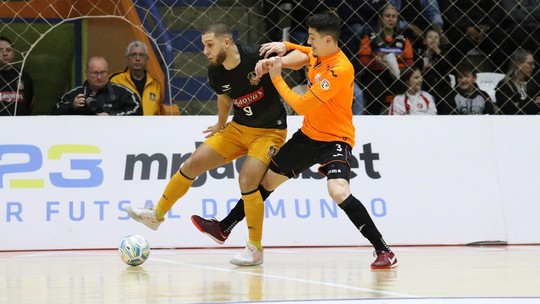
[119,235,151,266]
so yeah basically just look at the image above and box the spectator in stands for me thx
[390,66,437,115]
[337,0,391,74]
[414,27,452,107]
[500,0,540,65]
[0,36,34,116]
[287,1,338,45]
[51,56,141,115]
[438,61,495,115]
[358,3,414,115]
[337,1,393,114]
[262,0,288,42]
[394,0,447,47]
[496,48,540,115]
[110,41,179,115]
[440,1,506,71]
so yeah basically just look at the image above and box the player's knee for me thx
[327,181,350,204]
[259,170,284,192]
[329,191,349,204]
[180,156,209,178]
[238,175,259,193]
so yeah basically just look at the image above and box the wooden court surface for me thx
[1,245,539,304]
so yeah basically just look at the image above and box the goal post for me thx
[0,1,173,115]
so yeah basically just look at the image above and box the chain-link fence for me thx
[1,0,539,115]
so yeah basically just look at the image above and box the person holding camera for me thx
[51,56,141,115]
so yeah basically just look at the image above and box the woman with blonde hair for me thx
[358,3,414,115]
[496,48,540,114]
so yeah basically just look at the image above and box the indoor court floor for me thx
[1,245,539,303]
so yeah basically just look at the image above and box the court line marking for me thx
[151,257,418,298]
[241,298,540,304]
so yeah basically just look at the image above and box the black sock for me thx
[258,184,273,200]
[339,194,390,252]
[219,184,273,233]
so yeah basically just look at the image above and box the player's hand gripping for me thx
[259,42,287,58]
[254,58,273,81]
[268,56,283,79]
[253,42,287,82]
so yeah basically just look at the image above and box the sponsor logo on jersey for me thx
[221,84,231,92]
[268,145,278,157]
[327,168,342,174]
[315,73,321,83]
[247,71,260,85]
[0,91,24,102]
[150,92,156,101]
[232,87,264,107]
[320,79,330,90]
[377,47,402,54]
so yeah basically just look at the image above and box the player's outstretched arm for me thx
[281,50,309,70]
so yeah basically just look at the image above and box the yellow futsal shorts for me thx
[205,121,287,165]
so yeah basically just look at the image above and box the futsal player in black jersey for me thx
[127,23,288,243]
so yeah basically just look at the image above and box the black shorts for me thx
[268,129,353,181]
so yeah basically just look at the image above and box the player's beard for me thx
[211,48,227,66]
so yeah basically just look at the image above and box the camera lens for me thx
[85,96,99,111]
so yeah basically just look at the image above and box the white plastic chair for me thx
[475,72,506,103]
[449,74,456,88]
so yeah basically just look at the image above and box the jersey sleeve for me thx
[272,75,321,114]
[425,93,438,115]
[284,41,312,56]
[390,95,406,115]
[207,66,223,95]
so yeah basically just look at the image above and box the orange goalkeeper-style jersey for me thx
[271,41,355,147]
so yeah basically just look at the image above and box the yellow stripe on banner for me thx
[10,179,45,189]
[47,144,101,159]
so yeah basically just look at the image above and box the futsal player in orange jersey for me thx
[192,12,398,269]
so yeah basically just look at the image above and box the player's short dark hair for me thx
[306,11,341,41]
[202,23,233,39]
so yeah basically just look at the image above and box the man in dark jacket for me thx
[51,56,141,115]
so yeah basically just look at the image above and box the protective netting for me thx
[0,0,538,115]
